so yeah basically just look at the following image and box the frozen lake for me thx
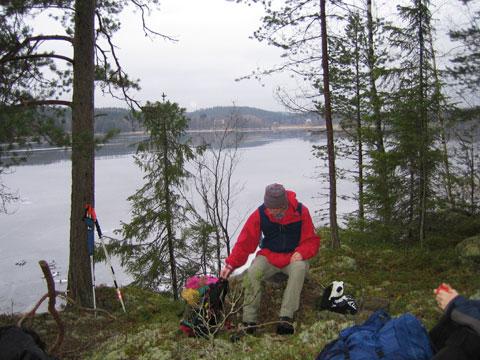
[0,130,357,313]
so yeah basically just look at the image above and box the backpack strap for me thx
[297,202,302,214]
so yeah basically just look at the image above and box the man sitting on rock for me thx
[220,183,320,335]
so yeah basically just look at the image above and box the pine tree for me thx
[362,0,396,238]
[114,100,195,300]
[0,0,166,306]
[384,0,441,244]
[327,11,369,226]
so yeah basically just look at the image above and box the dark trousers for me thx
[430,314,480,360]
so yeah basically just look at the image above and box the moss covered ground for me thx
[1,228,479,359]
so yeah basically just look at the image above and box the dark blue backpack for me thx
[316,310,433,360]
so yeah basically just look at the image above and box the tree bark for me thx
[428,31,453,206]
[67,0,96,307]
[366,0,390,227]
[353,16,364,226]
[417,0,427,246]
[320,0,339,248]
[162,108,179,300]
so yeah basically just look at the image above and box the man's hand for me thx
[290,251,303,263]
[220,264,234,279]
[434,283,458,311]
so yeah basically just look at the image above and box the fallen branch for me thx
[16,260,65,355]
[57,293,117,320]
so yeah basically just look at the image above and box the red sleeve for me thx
[225,210,261,269]
[295,205,320,260]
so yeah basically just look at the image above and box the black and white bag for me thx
[319,281,358,315]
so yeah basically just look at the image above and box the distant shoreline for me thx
[120,124,340,136]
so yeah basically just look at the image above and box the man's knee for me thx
[246,261,268,287]
[288,260,308,275]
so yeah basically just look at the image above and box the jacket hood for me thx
[286,190,299,209]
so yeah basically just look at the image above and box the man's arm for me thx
[224,210,261,270]
[449,296,480,336]
[435,285,480,336]
[294,205,320,261]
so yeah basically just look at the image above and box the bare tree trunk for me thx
[366,0,389,226]
[67,0,95,307]
[468,141,476,214]
[162,110,179,300]
[215,231,222,276]
[428,31,453,206]
[439,113,453,205]
[417,0,427,246]
[212,144,224,273]
[408,167,415,241]
[353,16,364,226]
[320,0,339,248]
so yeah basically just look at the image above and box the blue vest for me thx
[259,203,302,253]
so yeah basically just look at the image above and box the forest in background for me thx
[39,105,321,134]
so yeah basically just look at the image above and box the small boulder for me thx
[456,235,480,264]
[470,289,480,300]
[335,256,357,271]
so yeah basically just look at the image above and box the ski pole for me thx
[84,205,97,315]
[90,207,127,313]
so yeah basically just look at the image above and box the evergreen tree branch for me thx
[95,10,141,109]
[1,53,74,64]
[15,99,73,107]
[1,34,73,61]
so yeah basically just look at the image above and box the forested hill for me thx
[49,106,321,134]
[46,105,478,135]
[187,106,319,129]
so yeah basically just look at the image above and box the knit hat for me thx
[264,183,288,209]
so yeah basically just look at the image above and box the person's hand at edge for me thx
[434,283,459,311]
[220,263,234,279]
[290,251,303,263]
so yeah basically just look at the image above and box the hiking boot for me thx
[276,317,294,335]
[242,322,257,335]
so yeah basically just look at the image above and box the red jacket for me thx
[226,190,320,269]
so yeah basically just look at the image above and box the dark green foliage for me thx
[0,3,73,108]
[110,100,196,299]
[358,0,442,244]
[325,11,369,225]
[0,2,72,192]
[360,0,392,235]
[448,1,480,93]
[180,216,218,276]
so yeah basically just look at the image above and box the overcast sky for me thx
[32,0,476,112]
[100,0,475,112]
[98,0,294,112]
